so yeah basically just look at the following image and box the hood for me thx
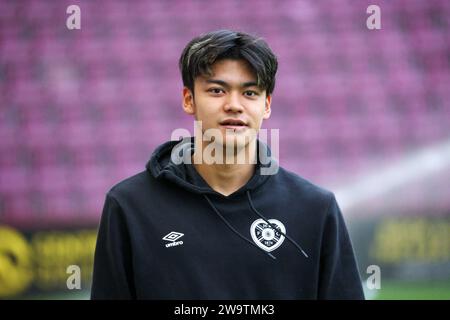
[146,136,279,196]
[145,137,307,260]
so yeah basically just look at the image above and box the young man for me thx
[91,30,365,299]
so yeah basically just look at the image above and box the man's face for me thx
[182,59,272,151]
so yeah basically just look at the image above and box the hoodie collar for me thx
[146,137,278,197]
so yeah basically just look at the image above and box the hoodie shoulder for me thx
[275,166,334,205]
[107,170,152,201]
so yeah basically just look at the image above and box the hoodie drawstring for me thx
[203,195,277,260]
[203,191,309,260]
[246,191,309,258]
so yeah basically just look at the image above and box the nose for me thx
[223,92,244,113]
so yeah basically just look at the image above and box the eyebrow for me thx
[205,79,259,89]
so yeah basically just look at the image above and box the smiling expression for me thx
[182,59,272,150]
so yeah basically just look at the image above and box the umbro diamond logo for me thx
[162,231,184,248]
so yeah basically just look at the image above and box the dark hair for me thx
[179,29,278,96]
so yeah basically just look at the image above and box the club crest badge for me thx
[250,219,286,252]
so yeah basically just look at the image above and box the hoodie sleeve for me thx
[318,193,365,300]
[90,193,135,299]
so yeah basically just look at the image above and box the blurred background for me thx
[0,0,449,299]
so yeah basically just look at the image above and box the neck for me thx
[193,139,257,196]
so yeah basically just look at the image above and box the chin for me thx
[223,132,256,150]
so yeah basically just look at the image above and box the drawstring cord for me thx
[246,191,309,258]
[203,191,310,260]
[203,195,277,260]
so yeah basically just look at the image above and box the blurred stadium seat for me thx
[0,0,449,299]
[0,0,449,224]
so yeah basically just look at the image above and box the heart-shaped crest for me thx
[250,219,286,252]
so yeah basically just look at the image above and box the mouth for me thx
[219,119,248,131]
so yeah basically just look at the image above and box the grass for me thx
[369,281,450,300]
[15,290,90,300]
[11,281,450,300]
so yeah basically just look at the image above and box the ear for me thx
[263,94,272,120]
[182,87,195,115]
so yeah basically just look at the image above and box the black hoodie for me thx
[91,137,365,299]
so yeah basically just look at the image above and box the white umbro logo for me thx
[162,231,184,248]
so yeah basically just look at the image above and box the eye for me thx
[208,88,225,95]
[244,90,259,97]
